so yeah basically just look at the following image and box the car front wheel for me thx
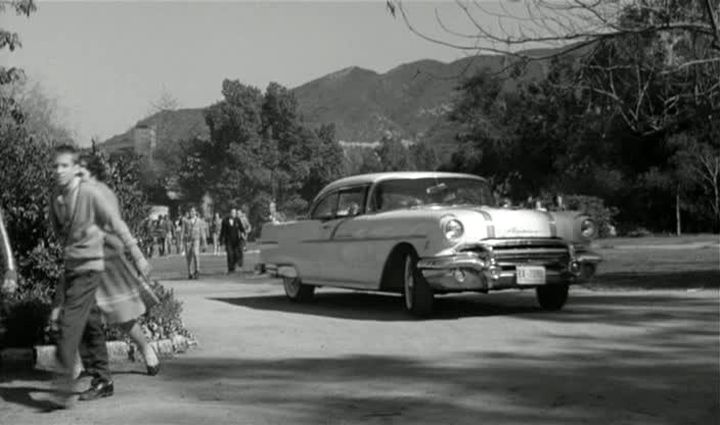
[283,276,315,302]
[536,284,569,311]
[403,252,434,316]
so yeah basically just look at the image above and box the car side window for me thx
[311,192,339,220]
[336,186,367,218]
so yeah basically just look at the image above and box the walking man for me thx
[219,208,244,273]
[182,207,207,279]
[49,145,150,407]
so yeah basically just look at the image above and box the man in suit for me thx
[182,207,207,279]
[219,208,245,273]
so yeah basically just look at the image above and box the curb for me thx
[0,335,197,372]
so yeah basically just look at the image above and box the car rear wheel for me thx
[283,277,315,302]
[403,252,434,316]
[536,284,569,311]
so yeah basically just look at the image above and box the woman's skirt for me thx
[96,238,146,324]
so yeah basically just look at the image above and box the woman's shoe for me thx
[143,346,160,376]
[146,363,161,376]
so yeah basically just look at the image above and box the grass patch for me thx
[583,245,719,291]
[594,233,718,248]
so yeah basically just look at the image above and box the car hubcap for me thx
[404,256,414,310]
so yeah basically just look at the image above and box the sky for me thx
[2,1,519,145]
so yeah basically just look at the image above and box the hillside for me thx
[102,108,208,153]
[101,53,550,152]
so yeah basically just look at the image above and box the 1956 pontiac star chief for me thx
[259,172,601,316]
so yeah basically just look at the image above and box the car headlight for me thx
[580,218,597,239]
[442,218,464,242]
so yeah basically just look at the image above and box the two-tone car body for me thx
[259,172,601,316]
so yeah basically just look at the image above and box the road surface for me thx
[1,275,718,425]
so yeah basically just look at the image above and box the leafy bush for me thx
[0,291,52,348]
[563,195,620,238]
[625,227,653,238]
[1,280,192,348]
[15,241,63,298]
[139,281,193,341]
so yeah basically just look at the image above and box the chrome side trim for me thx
[302,234,426,243]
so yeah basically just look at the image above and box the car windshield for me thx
[371,177,494,212]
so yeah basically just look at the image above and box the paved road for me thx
[1,277,718,425]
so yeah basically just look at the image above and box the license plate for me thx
[516,265,546,285]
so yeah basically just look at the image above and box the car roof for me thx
[315,171,487,201]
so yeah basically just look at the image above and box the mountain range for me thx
[102,53,549,152]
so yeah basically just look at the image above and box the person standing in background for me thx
[238,205,252,253]
[267,200,286,224]
[219,208,244,273]
[182,207,207,279]
[157,216,167,257]
[174,215,184,256]
[211,212,222,256]
[162,215,175,255]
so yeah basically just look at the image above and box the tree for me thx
[87,145,151,240]
[387,1,719,63]
[148,88,180,114]
[0,0,36,86]
[376,135,414,171]
[388,0,720,135]
[0,0,57,289]
[300,124,345,202]
[180,80,345,228]
[410,141,440,171]
[2,80,74,145]
[669,126,720,231]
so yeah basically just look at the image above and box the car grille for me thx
[461,238,571,267]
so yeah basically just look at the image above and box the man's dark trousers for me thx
[56,270,110,382]
[226,243,243,272]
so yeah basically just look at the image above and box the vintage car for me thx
[259,172,601,316]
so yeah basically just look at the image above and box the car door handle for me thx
[321,224,333,229]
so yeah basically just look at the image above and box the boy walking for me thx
[49,145,150,408]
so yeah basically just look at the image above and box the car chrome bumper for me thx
[417,246,601,292]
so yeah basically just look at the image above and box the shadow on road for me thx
[212,288,719,326]
[157,313,719,425]
[212,291,546,321]
[0,369,58,411]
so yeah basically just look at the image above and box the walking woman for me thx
[211,212,222,255]
[78,154,160,376]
